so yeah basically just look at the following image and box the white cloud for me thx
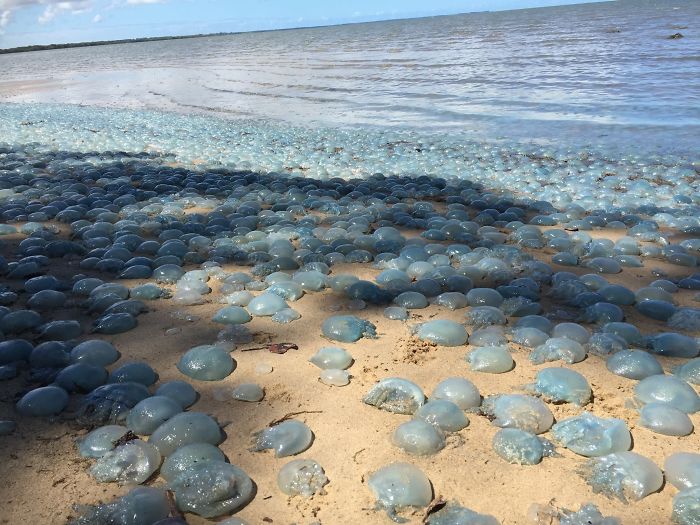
[126,0,164,4]
[38,1,91,24]
[92,12,100,21]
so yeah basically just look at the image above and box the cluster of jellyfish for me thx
[0,112,699,524]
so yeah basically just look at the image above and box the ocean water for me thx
[0,0,698,154]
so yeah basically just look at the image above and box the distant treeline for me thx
[0,33,229,54]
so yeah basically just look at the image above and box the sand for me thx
[0,217,698,525]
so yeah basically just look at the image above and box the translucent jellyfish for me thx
[278,459,328,497]
[431,377,481,410]
[0,339,33,365]
[511,327,549,348]
[481,394,553,434]
[384,306,409,321]
[463,306,506,329]
[177,345,235,381]
[16,385,69,416]
[492,428,552,465]
[77,425,129,458]
[532,368,592,406]
[319,369,350,386]
[392,419,445,456]
[530,337,586,365]
[252,420,313,457]
[435,292,469,311]
[70,340,120,367]
[634,375,700,413]
[69,487,170,525]
[415,320,468,346]
[602,322,643,346]
[126,396,183,435]
[267,282,304,301]
[149,412,223,456]
[130,283,168,300]
[606,350,663,380]
[551,323,590,344]
[579,302,624,324]
[248,293,288,316]
[585,333,628,357]
[212,306,252,325]
[669,308,700,332]
[664,453,700,495]
[160,443,226,482]
[93,313,137,334]
[363,378,426,414]
[425,503,499,525]
[672,486,700,525]
[650,333,699,358]
[469,326,507,347]
[551,412,631,457]
[271,308,301,323]
[639,403,693,436]
[586,257,621,274]
[466,346,514,373]
[155,380,198,408]
[368,463,432,521]
[675,358,700,385]
[90,439,161,485]
[109,362,158,386]
[415,400,469,432]
[558,503,620,525]
[395,291,428,309]
[77,382,151,426]
[579,452,663,502]
[232,383,264,402]
[169,460,254,518]
[321,315,377,343]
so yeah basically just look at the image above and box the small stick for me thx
[268,410,323,427]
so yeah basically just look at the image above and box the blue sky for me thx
[0,0,602,48]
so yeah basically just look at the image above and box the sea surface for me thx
[1,0,699,155]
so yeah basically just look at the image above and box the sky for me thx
[0,0,604,48]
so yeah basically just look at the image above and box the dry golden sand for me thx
[0,223,698,525]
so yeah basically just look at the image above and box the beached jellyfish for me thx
[160,443,226,482]
[586,257,622,274]
[109,362,158,386]
[672,487,700,525]
[126,395,183,435]
[319,369,350,386]
[668,308,700,332]
[77,382,151,426]
[665,453,700,490]
[394,292,428,310]
[532,368,592,405]
[466,346,514,373]
[414,400,468,432]
[635,300,677,321]
[309,346,353,370]
[557,503,620,525]
[248,293,289,316]
[232,383,264,402]
[0,339,33,365]
[368,463,432,522]
[530,337,586,365]
[90,439,161,485]
[425,503,499,525]
[29,340,70,368]
[392,419,445,456]
[77,425,129,458]
[384,306,409,321]
[481,394,553,434]
[221,290,255,306]
[551,323,590,344]
[27,290,66,311]
[634,375,700,413]
[69,487,170,525]
[271,307,301,323]
[430,377,480,409]
[675,358,700,385]
[130,283,168,300]
[415,320,468,346]
[55,363,108,393]
[578,452,663,502]
[435,292,469,311]
[149,412,223,456]
[321,315,377,343]
[363,378,425,414]
[178,345,235,381]
[650,333,699,358]
[579,302,624,324]
[169,460,254,518]
[469,326,507,347]
[155,380,198,409]
[464,306,506,329]
[602,322,643,346]
[606,350,663,380]
[510,327,549,348]
[93,313,137,334]
[492,428,552,465]
[277,459,328,497]
[551,412,631,457]
[585,333,628,357]
[153,264,185,284]
[0,309,43,334]
[16,385,69,416]
[212,306,252,325]
[639,403,693,436]
[252,419,313,457]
